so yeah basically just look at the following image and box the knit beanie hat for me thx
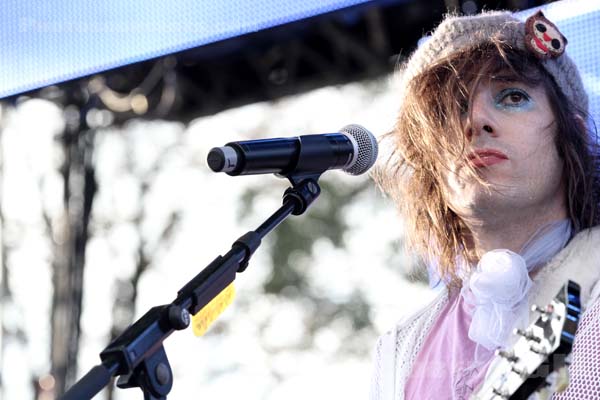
[400,10,588,113]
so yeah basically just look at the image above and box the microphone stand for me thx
[60,174,322,400]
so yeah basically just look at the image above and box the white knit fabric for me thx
[552,297,600,399]
[371,289,448,400]
[370,227,600,400]
[370,289,448,400]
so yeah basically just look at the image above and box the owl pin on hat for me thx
[525,10,567,59]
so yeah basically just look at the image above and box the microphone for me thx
[207,124,378,177]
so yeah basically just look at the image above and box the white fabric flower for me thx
[461,219,572,351]
[466,249,532,350]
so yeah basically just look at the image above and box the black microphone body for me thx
[207,124,377,177]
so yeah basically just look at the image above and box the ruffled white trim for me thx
[462,219,572,350]
[466,249,531,350]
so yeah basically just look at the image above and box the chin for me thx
[452,185,516,219]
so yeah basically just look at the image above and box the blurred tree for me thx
[237,177,377,358]
[0,123,27,398]
[0,75,424,399]
[48,94,98,396]
[104,132,182,400]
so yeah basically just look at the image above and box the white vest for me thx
[370,227,600,400]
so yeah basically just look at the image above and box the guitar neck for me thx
[471,280,581,400]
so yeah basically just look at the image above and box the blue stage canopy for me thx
[1,0,598,126]
[0,0,375,99]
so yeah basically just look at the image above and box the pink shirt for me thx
[404,290,494,399]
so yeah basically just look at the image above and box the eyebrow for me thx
[490,74,522,83]
[489,75,540,90]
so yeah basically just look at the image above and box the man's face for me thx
[443,78,566,222]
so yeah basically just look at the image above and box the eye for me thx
[496,88,531,108]
[508,92,525,103]
[535,23,547,33]
[551,39,561,50]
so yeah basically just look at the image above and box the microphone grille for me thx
[340,124,378,175]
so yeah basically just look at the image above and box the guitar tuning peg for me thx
[511,365,528,379]
[514,328,542,343]
[531,304,546,313]
[492,387,510,399]
[495,349,519,363]
[531,304,555,318]
[530,345,549,356]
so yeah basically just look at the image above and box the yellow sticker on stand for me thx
[191,283,235,336]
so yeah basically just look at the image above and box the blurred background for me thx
[0,0,598,399]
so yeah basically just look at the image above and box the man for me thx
[371,10,600,399]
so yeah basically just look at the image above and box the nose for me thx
[464,92,497,141]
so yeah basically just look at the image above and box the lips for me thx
[468,149,509,168]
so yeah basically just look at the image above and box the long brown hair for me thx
[375,39,600,286]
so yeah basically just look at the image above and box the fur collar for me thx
[529,226,600,314]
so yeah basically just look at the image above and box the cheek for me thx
[510,117,556,160]
[518,135,563,191]
[539,143,563,180]
[531,126,559,164]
